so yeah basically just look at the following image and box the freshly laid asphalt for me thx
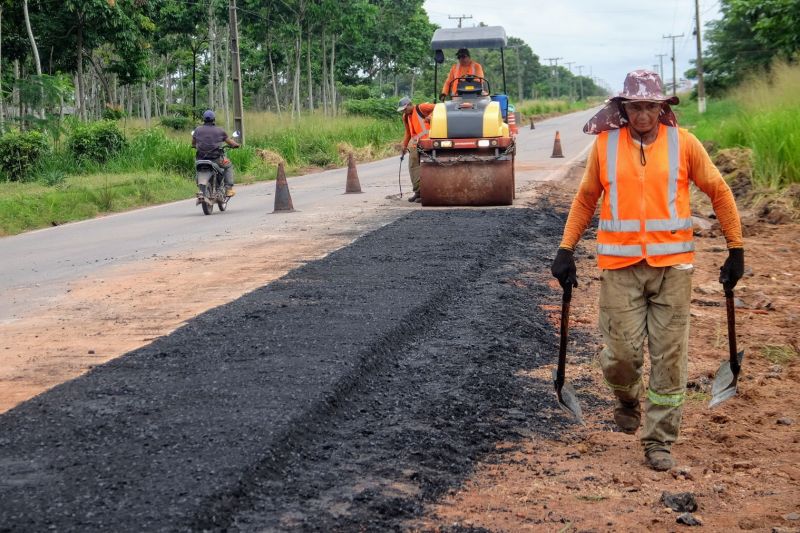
[0,205,601,531]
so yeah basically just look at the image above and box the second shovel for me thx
[553,284,584,423]
[709,287,745,408]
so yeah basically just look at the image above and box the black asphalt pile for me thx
[0,205,600,532]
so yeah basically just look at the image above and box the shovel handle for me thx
[724,287,740,373]
[556,284,572,389]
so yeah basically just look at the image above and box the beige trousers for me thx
[408,141,421,192]
[599,262,692,452]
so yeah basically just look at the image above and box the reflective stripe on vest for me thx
[647,388,685,407]
[410,106,429,143]
[599,126,693,260]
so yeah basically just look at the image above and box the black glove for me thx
[551,248,578,289]
[400,152,405,162]
[719,248,745,291]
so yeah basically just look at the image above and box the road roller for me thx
[418,26,517,206]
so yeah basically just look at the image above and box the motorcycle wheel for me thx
[217,199,228,212]
[202,201,214,215]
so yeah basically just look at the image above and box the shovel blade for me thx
[709,350,744,408]
[553,369,584,424]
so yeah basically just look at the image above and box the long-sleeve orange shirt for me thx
[441,61,485,96]
[402,103,435,150]
[559,127,743,252]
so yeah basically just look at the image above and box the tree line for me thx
[696,0,800,94]
[1,0,605,131]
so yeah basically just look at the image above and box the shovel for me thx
[709,287,745,408]
[553,284,584,423]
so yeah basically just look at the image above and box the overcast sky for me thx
[423,0,722,93]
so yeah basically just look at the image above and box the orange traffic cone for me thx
[273,162,294,212]
[551,131,564,158]
[530,118,535,130]
[345,152,362,193]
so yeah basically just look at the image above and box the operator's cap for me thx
[202,109,216,122]
[456,48,470,58]
[396,96,412,113]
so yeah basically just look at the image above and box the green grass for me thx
[0,171,197,235]
[675,62,800,189]
[1,111,404,235]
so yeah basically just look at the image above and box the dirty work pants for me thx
[599,262,692,452]
[408,142,421,193]
[214,157,234,187]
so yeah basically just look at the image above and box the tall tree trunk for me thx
[307,34,313,112]
[142,81,151,126]
[15,61,22,121]
[208,2,215,110]
[329,34,337,116]
[222,25,231,131]
[22,0,44,118]
[291,25,302,119]
[321,32,328,116]
[267,43,281,117]
[0,5,4,130]
[76,21,85,120]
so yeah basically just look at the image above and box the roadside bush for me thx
[342,98,397,119]
[67,121,128,162]
[160,116,194,130]
[0,130,51,181]
[167,103,203,119]
[102,104,125,120]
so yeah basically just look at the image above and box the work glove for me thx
[400,151,405,162]
[551,248,578,290]
[719,248,745,291]
[439,93,447,102]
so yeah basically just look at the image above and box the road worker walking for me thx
[551,70,744,471]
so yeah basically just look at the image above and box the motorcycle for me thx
[194,131,240,215]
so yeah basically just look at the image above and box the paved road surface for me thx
[0,108,595,322]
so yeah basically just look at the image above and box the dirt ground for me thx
[423,164,800,532]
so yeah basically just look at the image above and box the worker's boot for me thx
[613,399,641,434]
[645,448,674,471]
[408,191,420,203]
[226,186,236,197]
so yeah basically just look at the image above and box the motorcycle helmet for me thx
[202,110,216,123]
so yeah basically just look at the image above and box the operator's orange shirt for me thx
[559,128,743,256]
[441,61,485,96]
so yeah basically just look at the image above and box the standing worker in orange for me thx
[440,48,485,100]
[551,70,744,471]
[397,96,434,203]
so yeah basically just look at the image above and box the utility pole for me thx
[576,65,585,100]
[545,57,562,98]
[565,61,575,100]
[508,45,525,101]
[694,0,706,113]
[655,53,667,84]
[229,0,245,143]
[448,14,472,28]
[663,33,684,97]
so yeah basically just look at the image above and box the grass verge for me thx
[1,113,404,236]
[676,62,800,189]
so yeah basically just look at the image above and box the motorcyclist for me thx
[192,110,240,196]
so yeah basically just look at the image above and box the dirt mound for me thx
[714,148,755,201]
[255,148,285,166]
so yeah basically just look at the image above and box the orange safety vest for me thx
[596,124,694,270]
[405,105,430,143]
[444,63,483,95]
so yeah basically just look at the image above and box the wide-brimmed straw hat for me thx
[583,70,680,134]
